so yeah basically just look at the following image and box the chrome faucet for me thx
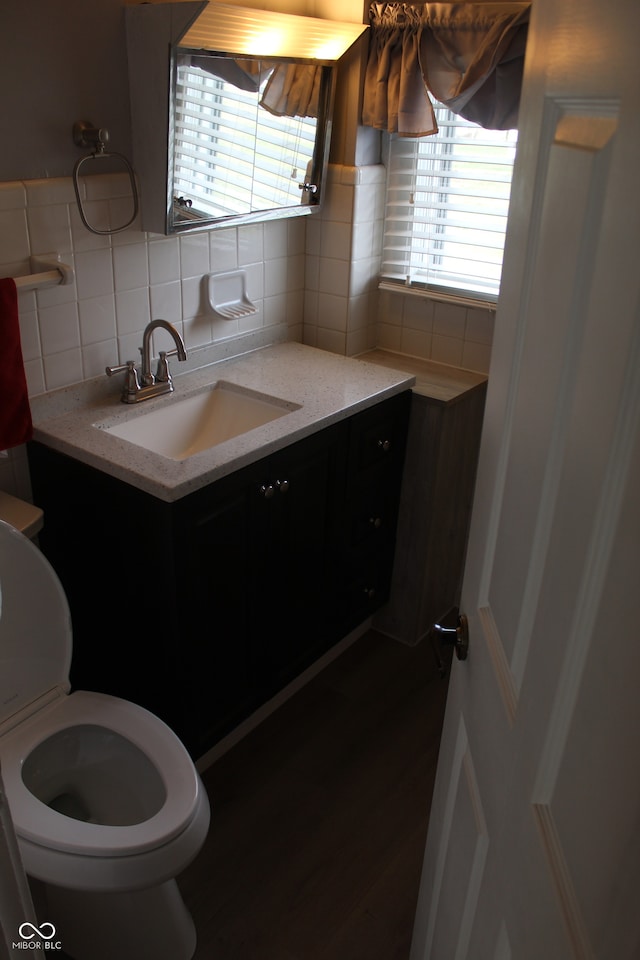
[106,319,187,403]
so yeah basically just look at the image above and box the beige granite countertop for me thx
[360,349,487,403]
[31,342,415,502]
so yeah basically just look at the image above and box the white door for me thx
[410,0,640,958]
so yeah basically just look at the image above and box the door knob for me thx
[433,612,469,662]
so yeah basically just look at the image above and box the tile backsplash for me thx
[0,174,306,400]
[0,163,493,501]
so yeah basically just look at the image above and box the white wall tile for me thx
[109,200,145,244]
[351,220,374,261]
[17,309,41,362]
[432,332,464,367]
[287,217,306,255]
[318,258,349,298]
[82,339,119,380]
[27,204,72,256]
[403,295,434,331]
[285,288,304,327]
[38,302,80,355]
[315,326,346,354]
[43,347,83,390]
[377,322,402,352]
[75,248,114,299]
[70,202,111,251]
[323,182,353,224]
[238,223,264,265]
[211,315,239,341]
[180,233,210,278]
[264,257,289,298]
[319,220,351,261]
[263,294,286,328]
[113,242,149,291]
[23,358,45,397]
[349,258,376,299]
[183,314,214,349]
[462,339,492,374]
[401,326,432,359]
[115,286,150,335]
[346,326,374,357]
[465,307,494,344]
[35,269,78,309]
[181,275,206,321]
[243,261,264,302]
[25,178,75,206]
[264,220,288,260]
[148,238,180,285]
[79,295,117,345]
[286,252,305,292]
[433,301,466,338]
[317,292,348,331]
[209,228,238,272]
[149,280,182,324]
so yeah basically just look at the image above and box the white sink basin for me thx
[98,380,300,461]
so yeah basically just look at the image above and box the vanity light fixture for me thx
[178,1,368,62]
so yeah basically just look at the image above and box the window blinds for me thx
[381,106,518,301]
[173,65,317,219]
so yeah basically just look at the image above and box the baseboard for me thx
[195,619,373,773]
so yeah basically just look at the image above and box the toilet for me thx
[0,518,210,960]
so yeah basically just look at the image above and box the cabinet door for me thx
[174,462,262,754]
[249,424,346,696]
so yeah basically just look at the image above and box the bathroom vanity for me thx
[28,344,412,758]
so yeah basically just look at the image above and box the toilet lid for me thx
[0,520,71,724]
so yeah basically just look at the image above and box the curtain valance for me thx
[362,2,530,137]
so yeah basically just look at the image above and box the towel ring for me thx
[72,121,139,236]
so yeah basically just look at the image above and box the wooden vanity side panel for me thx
[373,382,487,646]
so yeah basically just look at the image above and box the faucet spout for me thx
[141,319,187,385]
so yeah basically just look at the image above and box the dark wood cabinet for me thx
[28,391,410,758]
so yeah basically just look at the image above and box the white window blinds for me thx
[173,64,317,219]
[381,105,518,301]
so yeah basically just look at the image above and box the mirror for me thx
[125,2,366,236]
[169,54,333,232]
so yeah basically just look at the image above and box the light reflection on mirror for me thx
[169,55,331,231]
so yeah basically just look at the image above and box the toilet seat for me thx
[0,689,200,857]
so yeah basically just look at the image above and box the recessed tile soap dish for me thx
[207,269,257,320]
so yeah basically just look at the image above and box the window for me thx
[381,105,518,303]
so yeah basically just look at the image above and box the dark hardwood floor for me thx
[178,629,449,960]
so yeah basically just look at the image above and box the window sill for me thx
[378,279,497,313]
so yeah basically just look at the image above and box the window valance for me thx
[362,2,531,137]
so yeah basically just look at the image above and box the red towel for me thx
[0,278,33,450]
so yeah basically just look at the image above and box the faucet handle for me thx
[106,360,134,377]
[156,346,187,383]
[155,350,173,384]
[106,360,141,401]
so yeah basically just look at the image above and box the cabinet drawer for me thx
[347,391,411,490]
[346,486,398,550]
